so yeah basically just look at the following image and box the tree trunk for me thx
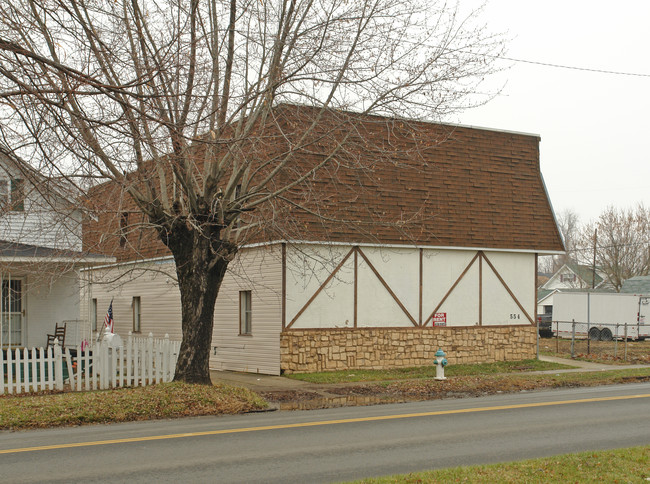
[162,220,234,384]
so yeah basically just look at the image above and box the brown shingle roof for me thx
[83,104,564,261]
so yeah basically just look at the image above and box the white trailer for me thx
[553,292,650,341]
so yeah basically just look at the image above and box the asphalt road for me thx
[2,383,650,483]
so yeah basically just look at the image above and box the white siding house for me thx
[0,155,113,349]
[84,244,283,374]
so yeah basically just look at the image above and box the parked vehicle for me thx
[537,313,553,338]
[553,292,650,341]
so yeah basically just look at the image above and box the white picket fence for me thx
[1,333,181,395]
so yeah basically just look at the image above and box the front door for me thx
[1,278,23,348]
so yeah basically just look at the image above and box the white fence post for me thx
[16,348,23,394]
[64,348,75,390]
[118,345,125,388]
[162,334,170,383]
[0,347,4,395]
[30,348,38,393]
[47,346,54,391]
[126,332,133,387]
[53,340,63,391]
[147,333,154,386]
[83,346,91,391]
[7,349,14,394]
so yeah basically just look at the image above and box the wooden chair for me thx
[46,322,66,349]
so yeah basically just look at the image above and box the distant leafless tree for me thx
[581,205,650,292]
[555,209,581,269]
[538,208,580,278]
[0,0,504,383]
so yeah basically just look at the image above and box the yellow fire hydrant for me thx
[433,348,448,380]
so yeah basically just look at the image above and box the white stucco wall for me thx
[480,251,536,325]
[421,250,480,327]
[286,244,537,328]
[285,244,355,328]
[359,247,420,326]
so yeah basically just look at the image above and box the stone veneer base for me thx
[280,326,536,373]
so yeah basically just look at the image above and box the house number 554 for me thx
[509,314,520,320]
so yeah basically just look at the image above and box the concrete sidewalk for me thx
[537,355,650,373]
[210,356,650,393]
[210,369,315,393]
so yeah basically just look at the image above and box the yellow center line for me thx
[2,393,649,455]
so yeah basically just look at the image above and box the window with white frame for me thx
[239,290,252,335]
[132,296,141,332]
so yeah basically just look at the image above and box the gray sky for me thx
[456,0,650,223]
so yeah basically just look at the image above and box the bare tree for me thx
[555,208,580,269]
[581,205,650,292]
[538,208,580,278]
[0,0,504,383]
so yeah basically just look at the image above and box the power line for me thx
[566,240,650,253]
[498,55,650,78]
[404,37,650,78]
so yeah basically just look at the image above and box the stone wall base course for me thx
[281,326,536,374]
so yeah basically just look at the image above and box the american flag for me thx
[104,300,114,333]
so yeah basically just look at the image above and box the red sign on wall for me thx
[432,312,447,327]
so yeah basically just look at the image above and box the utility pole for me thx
[592,228,598,289]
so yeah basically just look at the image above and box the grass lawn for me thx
[349,445,650,483]
[0,382,267,430]
[285,359,575,384]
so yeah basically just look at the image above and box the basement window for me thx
[239,290,252,336]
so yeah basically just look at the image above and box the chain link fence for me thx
[538,320,650,363]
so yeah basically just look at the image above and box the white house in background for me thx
[82,105,565,375]
[0,154,113,349]
[537,263,609,316]
[542,263,605,291]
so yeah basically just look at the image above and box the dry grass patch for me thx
[334,368,650,399]
[0,382,268,430]
[541,337,650,364]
